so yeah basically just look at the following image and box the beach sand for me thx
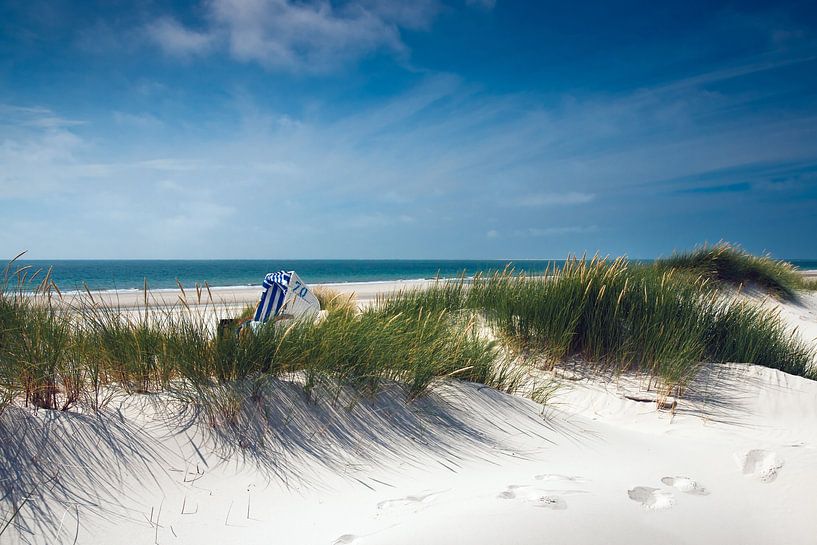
[2,283,817,544]
[65,279,436,311]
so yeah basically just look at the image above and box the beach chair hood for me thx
[252,270,320,323]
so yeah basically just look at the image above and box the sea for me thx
[7,259,817,293]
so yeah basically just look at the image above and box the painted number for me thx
[292,280,309,298]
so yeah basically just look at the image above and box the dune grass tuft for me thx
[273,306,496,400]
[703,300,814,377]
[655,242,805,300]
[383,255,816,390]
[313,286,357,314]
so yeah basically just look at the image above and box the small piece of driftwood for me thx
[623,393,677,411]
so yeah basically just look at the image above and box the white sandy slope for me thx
[2,292,817,545]
[754,289,817,350]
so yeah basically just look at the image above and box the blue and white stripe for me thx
[253,270,293,322]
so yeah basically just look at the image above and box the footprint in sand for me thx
[498,485,574,510]
[735,449,784,482]
[627,487,675,510]
[534,474,586,483]
[661,476,709,495]
[530,495,567,510]
[376,490,445,513]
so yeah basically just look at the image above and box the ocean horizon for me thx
[8,258,817,292]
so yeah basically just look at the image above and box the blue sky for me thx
[1,0,816,259]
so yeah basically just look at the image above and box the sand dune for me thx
[2,285,816,544]
[3,363,816,544]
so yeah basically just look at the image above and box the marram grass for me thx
[655,242,806,300]
[1,245,815,417]
[704,300,813,376]
[0,266,501,414]
[382,255,816,391]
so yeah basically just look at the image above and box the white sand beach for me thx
[2,280,816,545]
[66,279,437,312]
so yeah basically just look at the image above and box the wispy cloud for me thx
[0,105,89,198]
[145,17,216,58]
[675,181,751,194]
[4,49,816,257]
[0,104,84,129]
[510,192,596,207]
[112,111,164,128]
[3,5,817,258]
[211,0,405,71]
[139,0,457,72]
[516,226,598,237]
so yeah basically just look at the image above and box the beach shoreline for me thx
[45,268,817,311]
[51,278,438,310]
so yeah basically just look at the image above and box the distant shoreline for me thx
[71,269,817,293]
[8,258,817,293]
[53,276,466,296]
[21,268,815,311]
[46,279,436,310]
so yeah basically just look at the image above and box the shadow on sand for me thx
[0,377,587,544]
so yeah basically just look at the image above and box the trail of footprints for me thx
[660,476,708,495]
[375,490,445,512]
[497,474,587,510]
[627,486,677,510]
[332,449,784,542]
[628,448,784,510]
[735,449,784,482]
[627,476,708,511]
[496,472,712,512]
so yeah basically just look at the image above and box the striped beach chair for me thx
[222,270,320,336]
[253,270,293,323]
[246,270,321,329]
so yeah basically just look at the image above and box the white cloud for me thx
[357,0,440,29]
[209,0,405,71]
[139,0,477,72]
[153,201,236,237]
[518,226,598,237]
[0,104,84,129]
[4,38,817,258]
[129,158,205,172]
[0,105,90,198]
[113,111,164,128]
[341,212,415,229]
[145,16,216,58]
[510,192,596,207]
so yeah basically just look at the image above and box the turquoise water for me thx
[9,259,554,292]
[8,259,817,292]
